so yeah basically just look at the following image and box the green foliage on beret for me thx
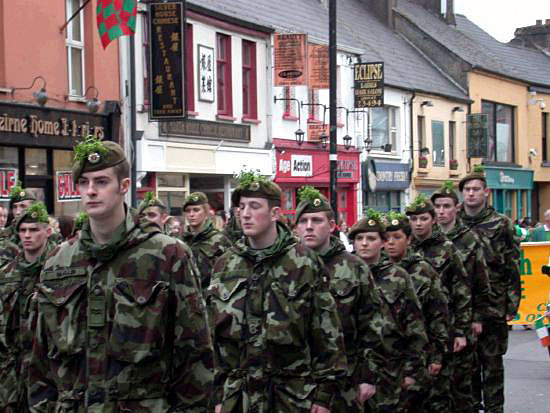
[441,180,455,192]
[385,210,407,223]
[472,164,485,173]
[24,202,49,224]
[235,169,269,189]
[73,135,109,165]
[364,208,383,223]
[298,186,322,203]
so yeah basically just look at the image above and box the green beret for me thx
[138,191,167,215]
[182,192,208,210]
[349,209,385,239]
[72,136,126,180]
[15,202,49,231]
[406,193,435,216]
[295,186,332,224]
[231,169,281,205]
[431,180,459,204]
[383,210,410,232]
[458,164,486,191]
[9,181,36,204]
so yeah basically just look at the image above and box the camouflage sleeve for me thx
[504,218,522,316]
[471,243,491,322]
[309,260,348,407]
[169,242,213,412]
[447,250,472,337]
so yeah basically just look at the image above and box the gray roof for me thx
[395,1,550,86]
[189,0,470,101]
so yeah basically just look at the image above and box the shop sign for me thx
[307,123,329,142]
[485,167,533,190]
[362,161,410,191]
[307,44,329,89]
[499,171,515,184]
[467,114,488,158]
[354,62,384,108]
[149,1,186,120]
[337,159,356,179]
[291,155,312,177]
[0,168,17,200]
[274,33,307,86]
[160,118,250,142]
[56,171,81,202]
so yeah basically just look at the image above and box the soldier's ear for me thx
[271,206,281,222]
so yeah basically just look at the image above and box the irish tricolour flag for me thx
[535,317,550,347]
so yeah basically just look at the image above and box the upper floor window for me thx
[307,89,320,121]
[542,112,548,162]
[449,121,456,161]
[217,33,233,116]
[242,40,257,120]
[282,86,297,119]
[431,120,445,166]
[66,0,85,97]
[482,100,515,162]
[370,106,398,151]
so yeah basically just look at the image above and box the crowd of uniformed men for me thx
[0,137,521,413]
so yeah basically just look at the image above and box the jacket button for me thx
[251,274,260,281]
[137,296,147,304]
[93,287,102,296]
[222,293,229,299]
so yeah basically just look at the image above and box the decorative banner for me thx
[467,113,488,158]
[197,45,214,102]
[56,171,81,202]
[149,1,185,120]
[274,33,307,87]
[96,0,138,49]
[307,44,329,89]
[354,62,384,108]
[510,242,550,325]
[307,123,329,143]
[0,168,17,200]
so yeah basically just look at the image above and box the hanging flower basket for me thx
[449,159,458,170]
[419,156,428,168]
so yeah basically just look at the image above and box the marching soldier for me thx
[207,171,346,413]
[182,192,231,291]
[0,202,54,412]
[407,194,471,412]
[431,181,491,412]
[457,165,521,413]
[138,191,170,233]
[294,186,389,412]
[383,210,449,412]
[28,137,212,412]
[349,210,428,413]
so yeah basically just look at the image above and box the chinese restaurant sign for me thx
[467,113,488,158]
[274,34,307,87]
[0,169,17,201]
[56,171,81,202]
[149,1,185,120]
[354,62,384,108]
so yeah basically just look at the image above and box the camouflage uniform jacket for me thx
[318,236,389,385]
[368,255,428,381]
[410,228,472,338]
[222,214,243,245]
[398,250,449,364]
[28,210,212,413]
[0,237,20,270]
[458,206,521,319]
[0,241,54,412]
[207,223,347,412]
[183,218,232,291]
[445,217,491,323]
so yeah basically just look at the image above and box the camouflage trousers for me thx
[472,319,508,413]
[367,371,404,413]
[333,376,362,413]
[424,355,452,413]
[450,343,475,412]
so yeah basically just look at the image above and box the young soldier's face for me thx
[78,167,129,219]
[353,231,384,262]
[433,197,458,226]
[19,222,51,254]
[462,179,488,209]
[12,200,33,217]
[384,229,410,260]
[409,212,434,239]
[295,211,335,250]
[184,205,208,230]
[239,197,278,238]
[144,206,166,229]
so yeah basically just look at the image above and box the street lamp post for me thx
[329,0,338,223]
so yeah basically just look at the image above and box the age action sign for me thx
[56,171,81,202]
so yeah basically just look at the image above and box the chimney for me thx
[511,19,550,51]
[445,0,456,25]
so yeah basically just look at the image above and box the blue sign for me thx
[363,161,410,191]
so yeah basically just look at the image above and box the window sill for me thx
[283,114,299,121]
[242,117,261,125]
[307,119,322,124]
[187,111,199,117]
[66,95,87,103]
[216,114,236,122]
[0,87,12,94]
[449,170,460,177]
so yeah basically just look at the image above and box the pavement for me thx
[504,327,550,413]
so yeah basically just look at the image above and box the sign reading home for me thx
[56,171,81,202]
[149,1,185,120]
[291,155,312,177]
[354,62,384,108]
[467,114,488,158]
[0,168,17,201]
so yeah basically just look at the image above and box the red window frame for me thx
[216,33,233,116]
[242,40,257,120]
[185,23,195,113]
[308,89,320,122]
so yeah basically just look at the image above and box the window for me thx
[242,40,257,120]
[543,113,548,162]
[432,120,445,166]
[142,13,150,105]
[307,89,320,121]
[283,86,297,118]
[482,100,515,162]
[417,115,425,150]
[66,0,85,97]
[449,121,456,161]
[186,24,194,112]
[216,33,232,116]
[370,106,397,150]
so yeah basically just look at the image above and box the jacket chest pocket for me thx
[109,279,170,363]
[0,280,21,349]
[206,278,248,341]
[331,279,359,318]
[265,281,311,347]
[39,274,87,359]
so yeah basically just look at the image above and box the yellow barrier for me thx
[510,242,550,325]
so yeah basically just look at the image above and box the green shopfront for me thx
[484,166,534,220]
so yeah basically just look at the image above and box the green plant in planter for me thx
[449,159,458,170]
[419,156,428,168]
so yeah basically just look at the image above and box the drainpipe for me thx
[409,91,416,179]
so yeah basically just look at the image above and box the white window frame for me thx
[368,105,398,153]
[66,0,85,98]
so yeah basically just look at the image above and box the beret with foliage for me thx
[406,193,435,215]
[348,208,386,239]
[384,210,410,231]
[72,135,126,180]
[431,180,459,204]
[295,186,332,223]
[16,201,49,230]
[459,163,487,191]
[138,191,167,214]
[9,181,36,203]
[231,168,281,205]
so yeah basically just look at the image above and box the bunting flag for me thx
[96,0,138,49]
[534,316,550,347]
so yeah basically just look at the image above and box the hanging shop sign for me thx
[307,44,329,89]
[307,123,329,142]
[0,168,17,201]
[354,62,384,108]
[467,113,488,158]
[149,1,186,120]
[274,33,307,87]
[56,171,81,202]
